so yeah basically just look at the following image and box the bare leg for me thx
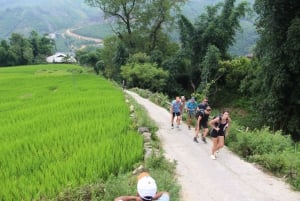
[211,137,218,159]
[216,136,225,150]
[193,124,200,142]
[171,113,174,128]
[187,114,192,129]
[176,115,181,126]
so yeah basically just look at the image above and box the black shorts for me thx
[199,121,208,129]
[172,112,181,117]
[210,130,225,138]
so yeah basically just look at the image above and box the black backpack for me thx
[195,109,205,119]
[212,115,222,127]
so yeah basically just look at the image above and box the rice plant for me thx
[0,64,143,200]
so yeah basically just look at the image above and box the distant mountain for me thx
[0,0,103,38]
[0,0,257,55]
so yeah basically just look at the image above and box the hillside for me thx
[0,0,257,55]
[0,0,103,38]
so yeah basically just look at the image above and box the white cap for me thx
[137,174,157,200]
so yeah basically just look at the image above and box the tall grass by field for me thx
[0,64,144,200]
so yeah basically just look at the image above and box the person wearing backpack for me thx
[197,97,209,110]
[193,106,212,143]
[209,111,231,160]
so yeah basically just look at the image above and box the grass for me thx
[0,64,144,200]
[0,64,180,200]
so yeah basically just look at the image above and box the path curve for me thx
[65,29,103,43]
[126,90,300,201]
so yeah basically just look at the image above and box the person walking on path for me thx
[193,106,212,143]
[209,110,231,160]
[185,97,198,130]
[170,96,182,129]
[114,172,170,201]
[197,97,209,111]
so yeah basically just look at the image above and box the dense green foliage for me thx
[0,65,144,200]
[120,53,169,91]
[250,0,300,140]
[0,31,55,66]
[176,0,250,95]
[227,125,300,190]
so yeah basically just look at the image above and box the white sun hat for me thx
[137,172,157,201]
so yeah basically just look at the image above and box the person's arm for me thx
[114,195,141,201]
[197,114,202,124]
[209,118,220,131]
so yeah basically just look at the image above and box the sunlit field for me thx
[0,64,143,200]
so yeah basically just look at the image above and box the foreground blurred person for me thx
[114,172,170,201]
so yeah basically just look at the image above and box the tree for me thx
[177,0,249,95]
[0,40,10,66]
[120,53,169,91]
[254,0,300,140]
[29,31,55,63]
[85,0,186,53]
[76,49,101,68]
[9,33,33,65]
[199,45,221,93]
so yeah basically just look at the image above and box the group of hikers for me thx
[170,96,231,160]
[113,96,230,201]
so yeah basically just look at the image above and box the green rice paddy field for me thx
[0,64,144,200]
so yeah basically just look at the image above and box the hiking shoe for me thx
[202,137,207,143]
[171,124,174,129]
[193,137,199,143]
[211,154,216,160]
[176,125,179,128]
[188,126,191,130]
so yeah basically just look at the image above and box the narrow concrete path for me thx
[126,90,300,201]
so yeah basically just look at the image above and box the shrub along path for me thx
[126,90,300,201]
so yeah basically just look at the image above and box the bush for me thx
[226,126,293,158]
[249,152,300,190]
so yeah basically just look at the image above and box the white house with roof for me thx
[46,53,76,63]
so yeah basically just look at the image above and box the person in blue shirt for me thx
[185,97,198,130]
[170,96,182,128]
